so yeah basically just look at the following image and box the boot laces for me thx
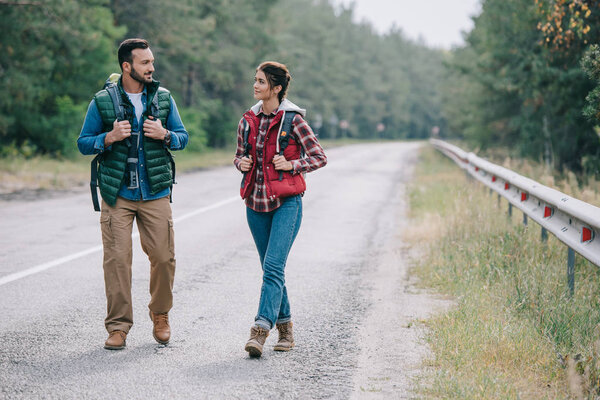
[154,313,169,327]
[251,326,268,340]
[278,323,291,340]
[110,330,126,340]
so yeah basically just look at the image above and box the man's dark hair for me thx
[117,38,150,71]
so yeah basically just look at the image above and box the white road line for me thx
[0,196,239,287]
[174,196,238,222]
[0,246,103,287]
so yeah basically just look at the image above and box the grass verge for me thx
[408,146,600,399]
[0,148,236,194]
[0,139,361,195]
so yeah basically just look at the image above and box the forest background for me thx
[1,0,600,178]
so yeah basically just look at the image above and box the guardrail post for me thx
[541,227,548,242]
[508,203,512,218]
[497,194,501,208]
[523,212,528,226]
[568,247,575,296]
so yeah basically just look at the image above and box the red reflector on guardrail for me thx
[492,176,496,182]
[544,206,553,218]
[521,193,528,201]
[475,167,479,172]
[582,227,594,243]
[505,183,510,190]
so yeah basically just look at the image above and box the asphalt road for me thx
[0,141,442,399]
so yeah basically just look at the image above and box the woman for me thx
[233,61,327,357]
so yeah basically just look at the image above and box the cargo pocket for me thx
[167,219,175,258]
[100,214,114,248]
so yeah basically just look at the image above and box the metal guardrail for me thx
[430,139,600,293]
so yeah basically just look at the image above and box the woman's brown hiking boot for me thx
[273,321,294,351]
[245,326,269,357]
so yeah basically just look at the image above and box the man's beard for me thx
[130,66,151,84]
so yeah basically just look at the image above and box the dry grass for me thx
[479,148,600,207]
[0,139,354,195]
[0,149,236,195]
[0,155,90,193]
[408,146,600,399]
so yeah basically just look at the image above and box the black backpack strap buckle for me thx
[241,119,251,189]
[90,154,101,212]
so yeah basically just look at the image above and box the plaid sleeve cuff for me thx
[233,157,243,171]
[290,159,302,174]
[233,118,246,171]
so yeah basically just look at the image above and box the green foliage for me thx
[30,96,88,156]
[0,0,124,156]
[0,140,37,158]
[109,0,277,148]
[0,0,448,157]
[177,106,207,152]
[582,44,600,121]
[265,0,445,140]
[442,0,600,175]
[4,0,600,174]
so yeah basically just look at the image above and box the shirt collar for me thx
[257,105,279,117]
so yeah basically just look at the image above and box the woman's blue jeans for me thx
[246,195,302,330]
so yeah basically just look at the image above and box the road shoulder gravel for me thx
[350,172,452,399]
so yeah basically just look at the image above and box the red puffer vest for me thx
[240,109,306,200]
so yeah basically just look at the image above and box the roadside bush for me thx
[178,106,208,153]
[24,96,88,157]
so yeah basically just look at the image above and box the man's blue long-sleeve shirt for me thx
[77,89,188,201]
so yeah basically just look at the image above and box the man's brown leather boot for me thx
[104,330,127,350]
[244,326,269,357]
[273,321,294,351]
[149,311,170,345]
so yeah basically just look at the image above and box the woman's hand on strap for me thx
[272,155,293,171]
[239,155,253,172]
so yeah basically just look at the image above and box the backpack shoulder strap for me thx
[276,111,298,181]
[166,149,176,203]
[240,118,252,189]
[149,88,160,117]
[106,84,125,121]
[279,111,304,157]
[281,111,296,139]
[90,154,101,212]
[88,78,124,212]
[242,119,251,156]
[278,112,297,151]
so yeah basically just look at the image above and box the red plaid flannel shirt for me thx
[233,108,327,212]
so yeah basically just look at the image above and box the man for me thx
[77,38,188,350]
